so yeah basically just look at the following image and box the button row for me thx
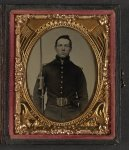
[60,64,64,95]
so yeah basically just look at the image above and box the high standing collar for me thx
[55,55,70,64]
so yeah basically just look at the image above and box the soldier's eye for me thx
[65,44,70,48]
[57,44,62,47]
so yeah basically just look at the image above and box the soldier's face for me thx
[55,38,71,58]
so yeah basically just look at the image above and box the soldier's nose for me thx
[62,47,65,51]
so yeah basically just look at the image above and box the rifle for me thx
[38,37,45,113]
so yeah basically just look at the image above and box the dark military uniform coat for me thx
[33,55,88,122]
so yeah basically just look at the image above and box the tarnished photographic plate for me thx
[9,9,116,141]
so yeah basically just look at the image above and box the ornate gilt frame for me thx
[9,10,116,140]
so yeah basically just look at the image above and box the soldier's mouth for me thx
[61,52,67,54]
[61,53,66,56]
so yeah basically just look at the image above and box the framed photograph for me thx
[8,8,117,142]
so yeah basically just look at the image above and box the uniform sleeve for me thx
[33,66,46,111]
[77,68,88,111]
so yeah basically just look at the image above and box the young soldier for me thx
[33,35,88,122]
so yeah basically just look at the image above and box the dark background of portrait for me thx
[0,0,129,150]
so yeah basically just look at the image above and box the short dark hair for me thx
[55,35,72,48]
